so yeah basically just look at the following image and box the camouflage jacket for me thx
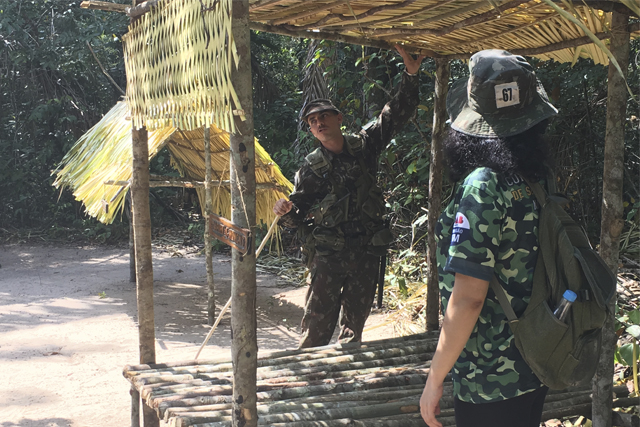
[280,72,420,234]
[437,167,544,403]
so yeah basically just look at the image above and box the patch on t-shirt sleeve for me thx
[451,212,470,246]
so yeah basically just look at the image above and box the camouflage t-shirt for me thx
[436,167,544,403]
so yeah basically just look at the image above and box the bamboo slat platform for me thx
[123,332,595,427]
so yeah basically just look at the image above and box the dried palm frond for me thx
[53,102,292,225]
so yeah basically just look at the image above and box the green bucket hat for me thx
[447,49,557,138]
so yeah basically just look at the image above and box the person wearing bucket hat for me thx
[420,50,557,427]
[273,45,425,349]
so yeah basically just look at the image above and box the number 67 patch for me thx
[495,82,520,108]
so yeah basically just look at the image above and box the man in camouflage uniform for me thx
[273,45,424,349]
[419,50,558,427]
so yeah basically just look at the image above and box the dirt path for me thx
[0,244,395,427]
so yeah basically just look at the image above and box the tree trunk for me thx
[131,126,156,365]
[230,1,258,426]
[127,195,136,283]
[593,9,630,427]
[426,58,449,331]
[204,126,216,325]
[131,126,159,427]
[128,2,158,425]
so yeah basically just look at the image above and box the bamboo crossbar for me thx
[103,179,288,191]
[123,333,627,426]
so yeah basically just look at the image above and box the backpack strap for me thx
[489,275,518,322]
[523,178,548,208]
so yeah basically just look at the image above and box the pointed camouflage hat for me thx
[447,49,557,138]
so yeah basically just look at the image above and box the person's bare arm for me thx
[395,45,425,75]
[420,273,489,427]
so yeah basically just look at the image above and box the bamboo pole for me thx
[149,373,429,406]
[80,0,128,13]
[155,389,598,427]
[249,0,290,12]
[126,0,161,18]
[230,2,258,426]
[127,0,158,423]
[158,385,429,417]
[270,1,349,26]
[195,297,232,360]
[195,214,280,359]
[131,127,160,427]
[426,57,449,331]
[131,125,155,366]
[131,387,141,427]
[248,22,439,58]
[204,126,216,325]
[163,386,429,417]
[104,179,287,191]
[137,365,431,403]
[594,8,630,427]
[124,333,440,376]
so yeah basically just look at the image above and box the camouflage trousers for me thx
[298,248,380,349]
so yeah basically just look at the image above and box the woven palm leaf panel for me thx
[249,0,639,65]
[123,332,597,427]
[53,102,292,225]
[122,0,244,133]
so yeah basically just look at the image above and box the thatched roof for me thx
[53,101,292,225]
[249,0,640,65]
[80,1,640,66]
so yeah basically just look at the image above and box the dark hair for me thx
[443,120,551,182]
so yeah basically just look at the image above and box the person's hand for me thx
[394,44,425,75]
[273,198,293,216]
[420,377,444,427]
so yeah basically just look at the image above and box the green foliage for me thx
[0,0,128,228]
[250,32,307,162]
[273,146,302,181]
[615,304,640,395]
[532,43,640,242]
[1,3,638,269]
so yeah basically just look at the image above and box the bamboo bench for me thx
[123,332,598,427]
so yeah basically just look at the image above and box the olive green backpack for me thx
[490,178,616,390]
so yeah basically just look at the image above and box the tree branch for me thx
[86,41,125,96]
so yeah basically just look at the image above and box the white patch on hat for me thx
[495,82,520,108]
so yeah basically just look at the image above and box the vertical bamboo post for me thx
[129,223,136,282]
[131,126,159,427]
[230,1,257,425]
[128,196,136,283]
[426,58,449,332]
[129,1,157,425]
[204,126,216,325]
[130,387,140,427]
[593,9,629,427]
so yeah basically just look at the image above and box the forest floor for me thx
[0,240,396,427]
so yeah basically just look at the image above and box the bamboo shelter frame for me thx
[76,1,638,426]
